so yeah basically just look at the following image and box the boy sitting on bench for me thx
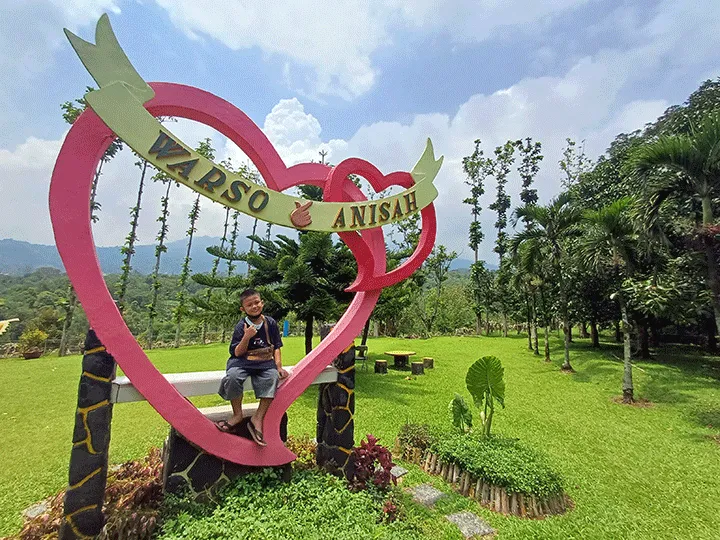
[216,289,288,445]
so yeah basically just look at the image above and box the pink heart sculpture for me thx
[50,82,436,466]
[323,158,437,292]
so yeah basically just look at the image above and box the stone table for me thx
[384,350,416,369]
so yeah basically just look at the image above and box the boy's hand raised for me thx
[244,322,258,338]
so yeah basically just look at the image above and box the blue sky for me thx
[1,0,718,265]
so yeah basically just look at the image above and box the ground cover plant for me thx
[1,334,720,538]
[429,431,564,499]
[158,468,421,540]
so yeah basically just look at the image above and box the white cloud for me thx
[2,0,718,270]
[0,136,63,244]
[216,10,705,262]
[152,0,590,99]
[0,0,120,144]
[0,118,248,251]
[153,0,390,99]
[0,0,120,88]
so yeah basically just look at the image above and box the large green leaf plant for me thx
[449,356,506,437]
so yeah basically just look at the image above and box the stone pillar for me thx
[316,344,356,480]
[60,330,115,540]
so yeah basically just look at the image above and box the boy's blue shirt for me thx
[227,315,283,371]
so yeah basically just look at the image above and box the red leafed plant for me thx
[350,434,396,491]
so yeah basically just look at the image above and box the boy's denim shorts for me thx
[219,365,279,400]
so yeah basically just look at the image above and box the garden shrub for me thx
[159,469,423,540]
[397,423,439,451]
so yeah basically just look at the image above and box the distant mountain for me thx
[450,258,473,271]
[0,236,250,276]
[0,237,498,276]
[449,258,498,271]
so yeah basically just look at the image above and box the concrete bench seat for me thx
[110,364,338,403]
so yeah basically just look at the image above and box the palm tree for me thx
[514,193,581,370]
[632,113,720,337]
[512,235,550,360]
[580,198,638,403]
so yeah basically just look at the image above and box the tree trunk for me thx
[526,295,533,351]
[502,312,508,338]
[702,195,720,337]
[706,315,718,354]
[117,160,148,312]
[485,311,491,336]
[147,180,172,350]
[89,159,104,223]
[638,322,650,359]
[59,288,78,357]
[561,315,573,371]
[544,326,551,362]
[650,322,660,348]
[590,319,600,348]
[560,286,572,371]
[248,218,259,275]
[305,315,314,354]
[476,314,482,335]
[174,195,200,348]
[614,320,622,343]
[361,317,371,347]
[567,324,573,343]
[580,321,589,339]
[530,292,539,354]
[619,295,634,403]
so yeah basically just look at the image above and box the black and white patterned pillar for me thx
[60,330,115,540]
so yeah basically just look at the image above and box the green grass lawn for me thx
[1,334,719,538]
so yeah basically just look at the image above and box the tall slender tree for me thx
[117,156,150,312]
[463,139,492,335]
[462,139,491,264]
[489,141,516,336]
[516,138,544,350]
[580,198,639,402]
[147,170,173,349]
[173,139,214,347]
[559,138,591,191]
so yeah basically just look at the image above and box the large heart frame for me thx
[50,82,436,465]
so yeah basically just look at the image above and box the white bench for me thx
[110,364,338,403]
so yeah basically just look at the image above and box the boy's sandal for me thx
[215,420,240,433]
[247,422,267,446]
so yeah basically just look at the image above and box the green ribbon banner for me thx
[67,15,442,233]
